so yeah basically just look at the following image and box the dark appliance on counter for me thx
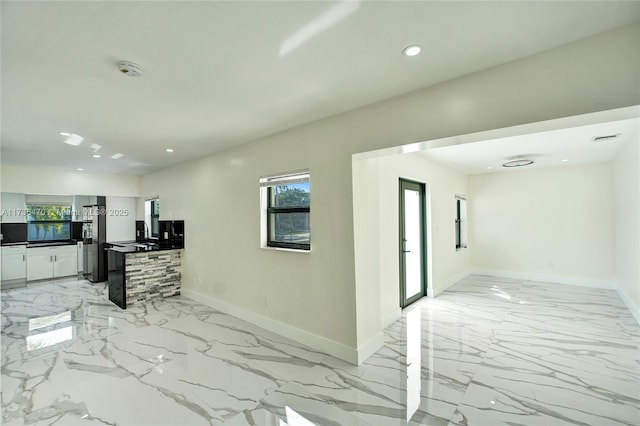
[158,220,185,249]
[82,197,107,282]
[1,223,27,244]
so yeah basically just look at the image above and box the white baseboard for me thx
[430,270,471,297]
[381,308,402,329]
[356,332,385,364]
[182,288,364,365]
[471,268,615,289]
[616,287,640,325]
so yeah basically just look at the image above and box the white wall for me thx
[613,134,640,321]
[106,197,137,242]
[1,193,26,222]
[141,23,638,364]
[0,165,141,197]
[353,152,470,347]
[469,163,615,287]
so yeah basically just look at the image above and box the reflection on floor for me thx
[2,275,639,425]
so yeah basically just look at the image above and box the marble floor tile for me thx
[2,275,639,426]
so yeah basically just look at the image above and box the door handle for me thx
[403,250,411,253]
[22,254,25,262]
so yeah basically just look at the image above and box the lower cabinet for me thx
[26,249,52,281]
[26,245,78,281]
[1,245,27,282]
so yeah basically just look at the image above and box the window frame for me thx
[26,204,73,243]
[455,196,467,250]
[150,199,160,238]
[261,171,311,252]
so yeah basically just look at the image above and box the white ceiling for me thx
[2,1,639,175]
[420,118,640,174]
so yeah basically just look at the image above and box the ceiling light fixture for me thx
[165,148,174,153]
[111,153,124,159]
[561,159,569,162]
[502,156,534,168]
[593,133,621,143]
[76,168,84,171]
[59,132,71,136]
[487,166,493,170]
[402,45,422,57]
[62,133,84,146]
[92,154,101,158]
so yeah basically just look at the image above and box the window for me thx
[455,196,467,250]
[151,199,160,238]
[144,198,160,238]
[260,171,310,251]
[27,205,72,242]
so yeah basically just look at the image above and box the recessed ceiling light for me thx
[402,45,422,57]
[487,166,493,170]
[76,168,84,171]
[92,154,101,158]
[111,153,124,159]
[561,159,569,162]
[59,132,71,136]
[165,148,174,153]
[62,133,84,146]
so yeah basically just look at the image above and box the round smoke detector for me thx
[502,156,534,168]
[117,61,142,77]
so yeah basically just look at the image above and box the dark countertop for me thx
[2,241,79,248]
[28,241,79,248]
[106,240,138,247]
[107,241,183,254]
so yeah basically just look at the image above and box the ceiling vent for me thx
[117,61,142,77]
[592,133,621,143]
[502,155,534,168]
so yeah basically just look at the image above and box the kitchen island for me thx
[107,242,182,309]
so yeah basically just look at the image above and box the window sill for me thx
[261,245,311,254]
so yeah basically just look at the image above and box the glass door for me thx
[399,179,426,308]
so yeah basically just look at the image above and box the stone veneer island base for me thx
[108,247,182,309]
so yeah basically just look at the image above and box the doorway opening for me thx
[399,178,427,308]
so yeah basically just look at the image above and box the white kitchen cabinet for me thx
[73,195,90,221]
[26,245,78,281]
[1,245,27,282]
[26,248,52,281]
[54,249,77,277]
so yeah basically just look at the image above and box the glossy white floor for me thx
[2,275,639,426]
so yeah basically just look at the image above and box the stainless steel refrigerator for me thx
[83,203,106,282]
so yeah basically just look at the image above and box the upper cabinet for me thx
[72,195,91,221]
[1,193,26,223]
